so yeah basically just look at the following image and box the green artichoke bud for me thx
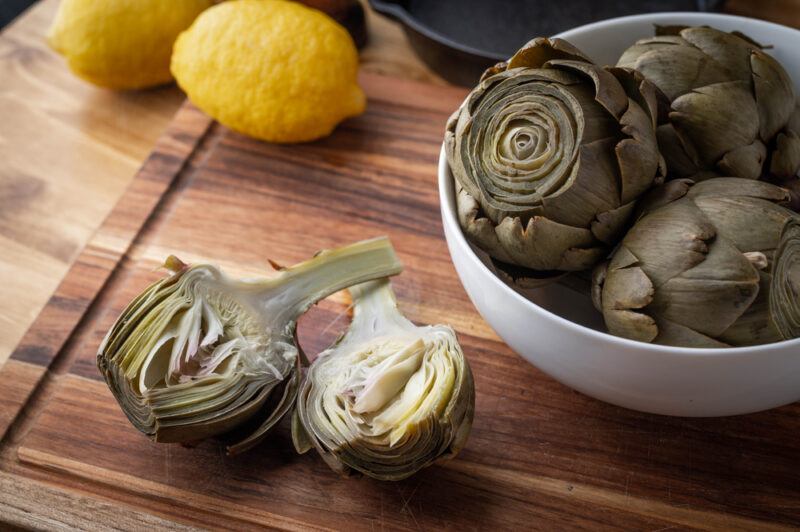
[97,238,403,453]
[618,25,800,182]
[293,279,474,480]
[592,178,800,347]
[446,37,665,286]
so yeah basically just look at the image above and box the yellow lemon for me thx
[170,0,366,143]
[48,0,213,90]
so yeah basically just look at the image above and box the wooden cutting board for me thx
[1,73,799,530]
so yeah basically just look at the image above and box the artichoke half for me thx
[97,238,403,453]
[592,178,800,347]
[617,25,800,185]
[446,37,665,286]
[293,279,474,481]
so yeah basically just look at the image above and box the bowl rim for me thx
[439,11,800,356]
[554,10,800,42]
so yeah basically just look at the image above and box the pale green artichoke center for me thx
[466,76,583,216]
[122,268,273,396]
[499,120,552,163]
[315,330,457,448]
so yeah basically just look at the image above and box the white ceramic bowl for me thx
[439,12,800,416]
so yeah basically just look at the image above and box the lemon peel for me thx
[170,0,366,143]
[48,0,213,90]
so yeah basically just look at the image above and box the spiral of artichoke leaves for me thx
[592,178,800,347]
[618,25,800,184]
[771,217,800,338]
[97,237,402,453]
[446,37,665,286]
[293,279,474,481]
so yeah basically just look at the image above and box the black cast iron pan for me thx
[369,0,725,86]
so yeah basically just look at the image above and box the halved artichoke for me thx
[97,237,402,453]
[446,37,665,286]
[618,25,800,184]
[592,178,800,347]
[293,279,474,481]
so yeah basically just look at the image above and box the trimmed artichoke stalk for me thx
[97,237,403,454]
[292,279,474,481]
[592,178,800,348]
[446,37,665,287]
[618,25,800,187]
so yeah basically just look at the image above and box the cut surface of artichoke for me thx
[446,37,665,286]
[293,279,474,481]
[771,218,800,339]
[97,237,403,452]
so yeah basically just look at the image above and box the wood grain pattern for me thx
[3,1,800,529]
[0,0,187,368]
[726,0,800,28]
[0,103,213,441]
[2,71,800,530]
[0,470,198,531]
[0,0,441,371]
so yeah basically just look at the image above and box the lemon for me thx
[170,0,366,143]
[48,0,213,90]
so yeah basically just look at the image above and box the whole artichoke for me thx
[592,178,800,347]
[617,25,800,184]
[446,37,665,286]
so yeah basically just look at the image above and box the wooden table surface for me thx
[1,0,799,529]
[0,0,445,371]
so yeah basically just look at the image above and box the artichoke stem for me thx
[254,237,403,327]
[347,279,415,338]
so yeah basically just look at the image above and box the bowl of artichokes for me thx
[439,12,800,417]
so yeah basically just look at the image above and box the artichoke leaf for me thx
[770,129,800,179]
[718,140,767,180]
[751,50,796,141]
[670,81,759,167]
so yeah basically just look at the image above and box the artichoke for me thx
[617,25,800,183]
[446,37,665,285]
[592,178,800,347]
[293,279,474,480]
[97,237,402,453]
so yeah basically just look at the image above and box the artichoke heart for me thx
[592,178,800,348]
[97,237,403,453]
[446,37,665,286]
[293,279,475,481]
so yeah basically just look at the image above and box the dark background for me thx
[1,0,34,28]
[0,0,724,32]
